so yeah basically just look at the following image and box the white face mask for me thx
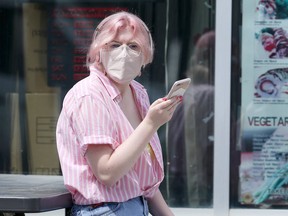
[100,44,143,84]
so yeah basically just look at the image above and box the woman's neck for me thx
[113,81,131,96]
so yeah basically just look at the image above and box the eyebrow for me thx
[111,40,120,43]
[110,40,138,44]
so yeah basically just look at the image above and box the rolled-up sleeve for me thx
[73,94,119,156]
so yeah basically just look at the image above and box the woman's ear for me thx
[94,52,106,73]
[138,65,145,77]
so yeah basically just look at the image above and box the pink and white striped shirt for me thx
[56,66,164,205]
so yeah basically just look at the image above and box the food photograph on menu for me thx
[255,27,288,59]
[256,0,288,20]
[254,67,288,98]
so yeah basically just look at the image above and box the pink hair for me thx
[87,11,154,67]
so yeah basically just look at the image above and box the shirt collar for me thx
[89,66,146,104]
[89,66,122,102]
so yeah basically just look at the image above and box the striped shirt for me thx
[56,66,164,205]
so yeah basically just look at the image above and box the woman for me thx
[56,11,181,216]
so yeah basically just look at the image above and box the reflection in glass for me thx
[166,0,215,207]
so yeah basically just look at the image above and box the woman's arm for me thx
[85,97,181,187]
[147,189,174,216]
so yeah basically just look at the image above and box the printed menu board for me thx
[47,6,129,87]
[239,0,288,205]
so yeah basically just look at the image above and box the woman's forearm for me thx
[86,97,180,187]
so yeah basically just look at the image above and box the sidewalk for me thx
[26,210,64,216]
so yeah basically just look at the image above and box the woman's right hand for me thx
[143,96,182,129]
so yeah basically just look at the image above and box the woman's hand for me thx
[143,96,182,129]
[85,96,182,187]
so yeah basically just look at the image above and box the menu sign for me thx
[47,6,128,87]
[239,0,288,205]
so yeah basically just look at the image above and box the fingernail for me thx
[162,97,167,101]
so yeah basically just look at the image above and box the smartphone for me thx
[166,78,191,99]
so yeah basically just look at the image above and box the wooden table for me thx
[0,174,72,215]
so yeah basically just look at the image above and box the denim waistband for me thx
[71,196,149,216]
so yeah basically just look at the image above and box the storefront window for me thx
[166,0,215,208]
[0,0,218,213]
[231,0,288,210]
[0,0,159,176]
[9,0,288,215]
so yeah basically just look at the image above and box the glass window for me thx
[231,0,288,211]
[165,0,215,208]
[0,0,218,213]
[0,0,161,176]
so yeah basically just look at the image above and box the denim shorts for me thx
[71,196,149,216]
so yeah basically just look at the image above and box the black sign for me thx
[47,6,129,87]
